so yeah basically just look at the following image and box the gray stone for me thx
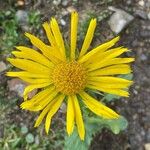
[147,12,150,20]
[7,78,25,97]
[108,7,134,34]
[60,19,66,26]
[7,78,37,98]
[140,54,147,61]
[67,6,76,13]
[135,10,148,20]
[138,0,145,7]
[16,10,28,25]
[53,0,61,5]
[0,61,7,72]
[62,0,69,6]
[60,102,66,113]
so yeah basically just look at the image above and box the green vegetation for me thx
[0,9,41,54]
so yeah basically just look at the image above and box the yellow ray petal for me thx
[23,91,58,111]
[25,32,49,56]
[6,71,50,78]
[25,32,62,63]
[88,64,132,76]
[87,47,129,71]
[79,91,119,118]
[88,76,133,84]
[78,36,120,63]
[70,11,78,60]
[45,94,65,134]
[86,84,129,97]
[95,58,135,69]
[34,97,55,127]
[19,77,52,84]
[50,18,66,60]
[7,58,51,74]
[79,18,97,58]
[87,81,132,89]
[23,83,51,100]
[21,86,56,111]
[72,95,85,140]
[87,57,134,71]
[13,46,54,68]
[42,22,56,47]
[34,106,50,127]
[67,95,75,135]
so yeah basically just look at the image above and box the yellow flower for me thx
[7,12,134,140]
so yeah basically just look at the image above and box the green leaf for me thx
[25,133,34,144]
[64,116,128,150]
[64,122,101,150]
[119,73,133,80]
[103,117,128,134]
[104,93,120,102]
[21,125,28,134]
[11,138,21,148]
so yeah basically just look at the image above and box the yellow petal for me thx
[42,22,56,47]
[87,84,129,97]
[23,83,51,100]
[79,18,97,58]
[13,46,54,68]
[25,32,61,63]
[50,18,66,60]
[87,76,133,93]
[21,86,55,111]
[67,95,75,135]
[19,77,52,84]
[25,32,49,55]
[87,81,132,89]
[45,94,65,134]
[78,36,120,63]
[72,95,85,140]
[7,58,51,74]
[79,91,119,119]
[34,100,53,127]
[88,64,132,76]
[26,91,57,111]
[88,76,133,84]
[97,58,135,68]
[6,71,49,78]
[87,47,129,71]
[70,11,78,60]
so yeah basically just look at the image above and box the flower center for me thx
[52,61,87,95]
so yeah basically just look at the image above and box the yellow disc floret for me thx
[52,61,87,95]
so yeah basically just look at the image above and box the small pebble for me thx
[7,78,37,98]
[138,0,145,7]
[147,12,150,20]
[53,0,61,6]
[108,7,134,34]
[0,61,7,73]
[17,0,25,6]
[62,0,69,6]
[67,6,76,13]
[60,19,66,26]
[16,10,28,25]
[145,143,150,150]
[140,54,147,61]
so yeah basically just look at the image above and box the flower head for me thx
[7,12,134,140]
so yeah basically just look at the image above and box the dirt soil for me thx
[0,0,150,150]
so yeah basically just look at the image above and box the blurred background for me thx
[0,0,150,149]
